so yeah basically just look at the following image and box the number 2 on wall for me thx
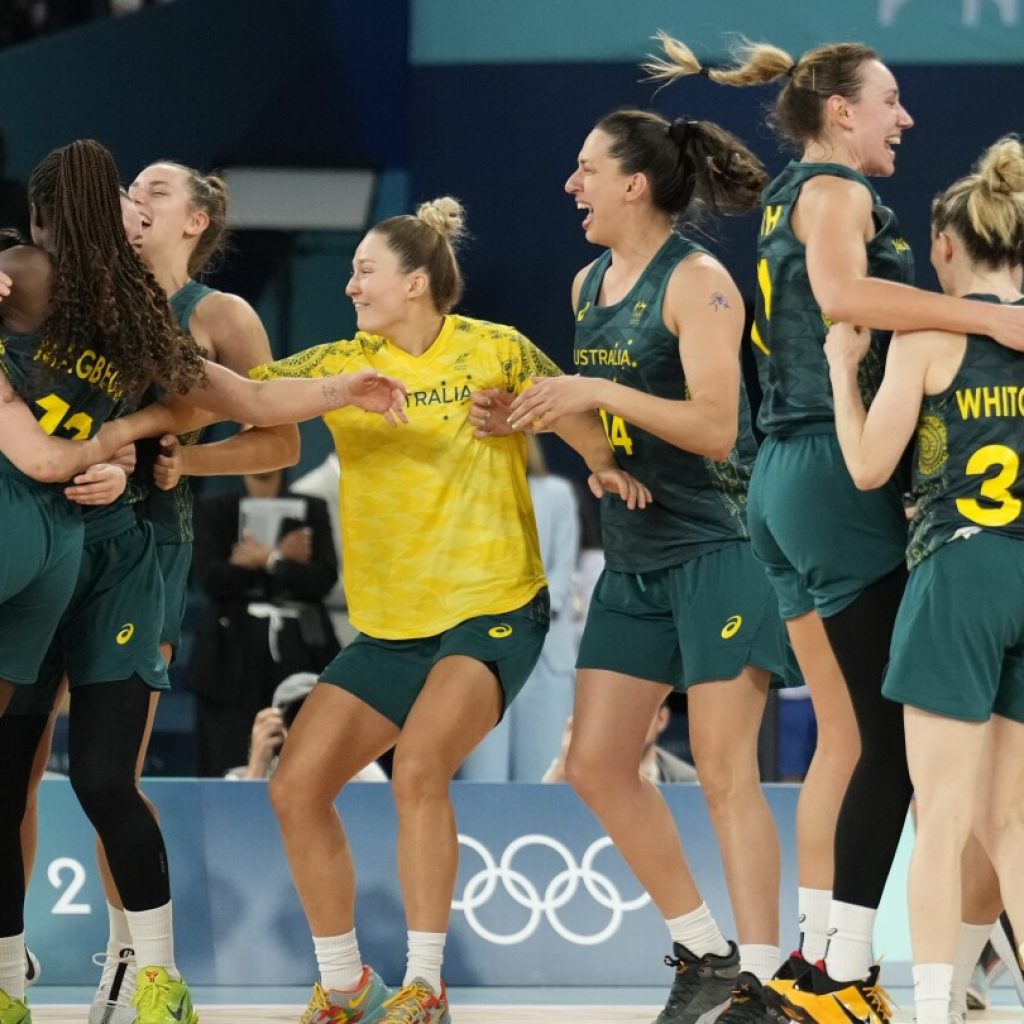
[48,857,92,915]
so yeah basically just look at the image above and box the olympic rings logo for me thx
[452,833,651,946]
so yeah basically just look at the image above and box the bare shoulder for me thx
[666,252,741,315]
[190,291,271,369]
[571,260,599,308]
[0,245,54,325]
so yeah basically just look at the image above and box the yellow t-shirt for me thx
[250,314,559,639]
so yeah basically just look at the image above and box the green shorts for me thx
[576,543,790,689]
[9,521,169,717]
[883,531,1024,723]
[748,431,907,620]
[155,541,192,655]
[320,589,550,727]
[0,475,83,685]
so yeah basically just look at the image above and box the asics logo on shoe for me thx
[833,996,872,1024]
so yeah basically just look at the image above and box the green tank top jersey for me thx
[129,278,214,544]
[0,326,130,487]
[574,232,756,574]
[751,161,915,436]
[908,295,1024,568]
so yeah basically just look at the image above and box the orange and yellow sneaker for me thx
[376,978,450,1023]
[769,962,893,1024]
[299,967,391,1023]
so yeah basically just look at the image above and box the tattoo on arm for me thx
[321,380,340,405]
[709,292,731,312]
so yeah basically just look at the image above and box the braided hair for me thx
[27,139,204,398]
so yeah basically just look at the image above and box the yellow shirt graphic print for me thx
[251,315,557,639]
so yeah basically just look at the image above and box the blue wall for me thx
[27,779,917,987]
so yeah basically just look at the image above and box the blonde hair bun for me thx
[416,196,465,240]
[978,136,1024,195]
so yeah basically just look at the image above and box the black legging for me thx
[823,565,914,909]
[0,713,48,935]
[0,676,169,937]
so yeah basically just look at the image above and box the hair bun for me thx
[978,136,1024,195]
[416,196,465,240]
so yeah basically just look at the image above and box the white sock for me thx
[403,931,445,992]
[125,902,178,980]
[950,922,995,1018]
[666,903,732,959]
[107,902,133,952]
[824,901,876,982]
[798,887,832,964]
[313,930,364,992]
[913,962,954,1024]
[0,933,25,1002]
[740,944,782,984]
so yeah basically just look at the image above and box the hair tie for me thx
[697,65,711,77]
[668,117,699,147]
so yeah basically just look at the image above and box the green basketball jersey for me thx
[908,295,1024,567]
[0,327,130,485]
[574,232,756,574]
[751,161,915,436]
[129,278,213,544]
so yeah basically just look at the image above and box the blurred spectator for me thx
[225,672,387,782]
[776,685,817,782]
[0,133,30,240]
[543,700,698,784]
[458,436,580,780]
[189,469,340,776]
[290,452,356,645]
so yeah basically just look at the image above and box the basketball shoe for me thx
[0,990,29,1024]
[716,972,772,1024]
[299,967,391,1023]
[654,941,740,1024]
[89,946,137,1024]
[767,961,893,1024]
[375,978,450,1023]
[131,965,198,1024]
[764,951,812,1013]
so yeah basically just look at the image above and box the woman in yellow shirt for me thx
[252,197,647,1024]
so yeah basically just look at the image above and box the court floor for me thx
[25,1002,1024,1024]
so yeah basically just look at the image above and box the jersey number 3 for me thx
[957,444,1022,527]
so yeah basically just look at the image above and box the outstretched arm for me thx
[803,176,1024,351]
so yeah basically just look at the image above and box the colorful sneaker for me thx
[0,990,30,1024]
[89,946,137,1024]
[299,967,392,1023]
[654,941,740,1024]
[764,952,812,1016]
[131,966,198,1024]
[770,962,893,1024]
[376,978,451,1023]
[716,973,772,1024]
[22,949,39,990]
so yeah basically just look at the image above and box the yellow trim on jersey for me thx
[251,315,559,639]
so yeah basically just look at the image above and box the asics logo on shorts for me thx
[116,623,135,645]
[720,615,743,639]
[488,624,513,639]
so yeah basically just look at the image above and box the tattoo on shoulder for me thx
[709,292,731,312]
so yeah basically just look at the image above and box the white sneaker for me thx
[89,946,138,1024]
[24,947,40,988]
